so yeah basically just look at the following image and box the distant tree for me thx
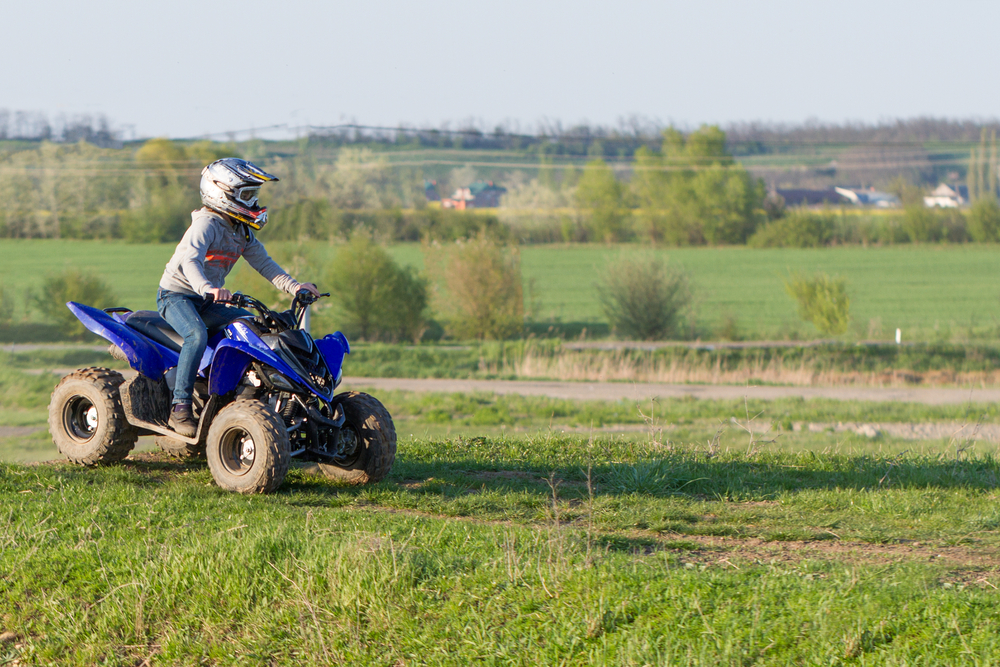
[575,159,629,242]
[632,126,765,245]
[968,128,999,204]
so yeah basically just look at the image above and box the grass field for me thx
[2,240,1000,342]
[6,354,1000,662]
[4,432,1000,664]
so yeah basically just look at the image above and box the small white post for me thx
[895,328,901,345]
[301,305,311,334]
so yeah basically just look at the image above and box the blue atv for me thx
[47,290,396,494]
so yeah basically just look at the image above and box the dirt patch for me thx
[343,377,1000,406]
[793,421,1000,442]
[0,427,43,438]
[651,532,1000,568]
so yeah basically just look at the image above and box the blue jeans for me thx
[156,288,252,405]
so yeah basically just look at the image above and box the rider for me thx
[157,158,320,437]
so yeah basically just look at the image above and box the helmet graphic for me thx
[199,158,279,230]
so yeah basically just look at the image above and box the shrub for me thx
[438,234,524,340]
[967,199,1000,242]
[901,205,942,243]
[784,271,850,336]
[748,210,835,248]
[0,283,13,327]
[33,269,117,337]
[597,255,691,340]
[324,233,428,342]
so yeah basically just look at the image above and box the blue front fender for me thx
[315,332,350,380]
[209,338,308,397]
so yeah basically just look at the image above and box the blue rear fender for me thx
[67,302,178,379]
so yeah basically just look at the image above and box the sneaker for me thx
[168,403,198,438]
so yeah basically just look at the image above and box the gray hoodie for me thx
[158,208,301,297]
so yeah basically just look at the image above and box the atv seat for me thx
[125,311,242,353]
[125,311,185,352]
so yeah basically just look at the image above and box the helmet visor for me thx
[235,186,260,205]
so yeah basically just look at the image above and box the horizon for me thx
[4,0,1000,139]
[5,112,1000,145]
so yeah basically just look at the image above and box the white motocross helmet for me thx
[200,158,278,230]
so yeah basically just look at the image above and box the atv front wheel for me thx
[206,400,289,494]
[48,367,138,465]
[318,392,396,485]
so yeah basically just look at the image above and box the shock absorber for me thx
[283,396,300,423]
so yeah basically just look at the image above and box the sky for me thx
[2,0,999,139]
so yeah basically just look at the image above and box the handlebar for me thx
[208,290,329,332]
[294,289,331,306]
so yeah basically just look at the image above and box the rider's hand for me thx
[299,283,321,297]
[205,287,233,303]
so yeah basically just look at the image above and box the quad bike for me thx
[48,290,396,493]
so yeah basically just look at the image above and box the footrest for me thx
[127,417,201,445]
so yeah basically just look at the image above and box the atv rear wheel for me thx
[155,435,205,458]
[206,400,289,494]
[318,392,396,485]
[48,367,138,465]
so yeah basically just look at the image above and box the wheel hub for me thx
[84,406,99,431]
[64,395,99,441]
[240,435,256,463]
[333,427,360,463]
[220,428,257,476]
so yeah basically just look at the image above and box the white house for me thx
[923,184,965,208]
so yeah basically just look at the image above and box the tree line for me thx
[4,123,1000,246]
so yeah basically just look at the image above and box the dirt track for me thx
[342,377,1000,405]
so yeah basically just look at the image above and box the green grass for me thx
[6,345,1000,662]
[4,240,1000,342]
[4,435,1000,665]
[390,243,1000,341]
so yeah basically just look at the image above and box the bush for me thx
[967,199,1000,242]
[901,205,942,243]
[597,255,691,340]
[748,210,835,248]
[324,233,428,342]
[784,272,850,336]
[436,234,524,340]
[0,283,13,327]
[33,269,118,337]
